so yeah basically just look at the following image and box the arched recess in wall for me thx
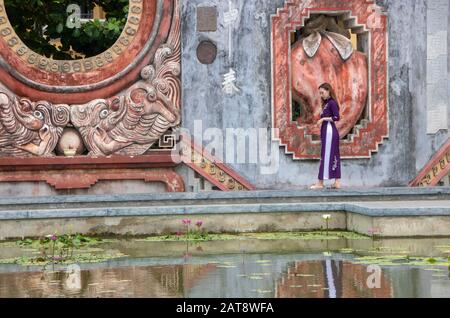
[271,0,389,159]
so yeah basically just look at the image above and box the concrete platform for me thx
[0,187,449,239]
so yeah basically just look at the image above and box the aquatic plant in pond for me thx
[368,227,382,238]
[179,219,214,241]
[142,230,369,242]
[0,233,125,266]
[140,219,241,242]
[322,214,331,236]
[37,233,104,263]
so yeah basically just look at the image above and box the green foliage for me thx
[4,0,128,59]
[6,233,105,265]
[292,99,302,122]
[142,230,369,242]
[144,233,238,242]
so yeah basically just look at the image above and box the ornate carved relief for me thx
[0,0,143,74]
[410,139,450,187]
[0,168,185,191]
[0,0,173,104]
[70,1,181,156]
[272,0,389,159]
[0,92,69,157]
[178,132,256,192]
[0,0,181,158]
[292,14,368,139]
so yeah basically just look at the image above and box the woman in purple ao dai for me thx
[311,83,341,189]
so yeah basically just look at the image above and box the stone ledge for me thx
[0,200,449,239]
[0,187,448,208]
[0,201,449,221]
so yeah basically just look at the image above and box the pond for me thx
[0,234,449,298]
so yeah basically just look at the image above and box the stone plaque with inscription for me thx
[197,6,217,32]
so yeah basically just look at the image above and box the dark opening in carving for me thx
[5,0,128,60]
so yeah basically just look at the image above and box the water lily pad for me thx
[216,265,237,268]
[250,273,271,276]
[249,276,264,280]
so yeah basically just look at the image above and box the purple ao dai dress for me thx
[318,98,341,180]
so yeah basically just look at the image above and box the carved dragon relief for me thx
[0,0,181,158]
[0,92,70,157]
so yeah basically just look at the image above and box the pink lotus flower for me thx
[368,227,381,235]
[182,219,192,225]
[176,232,184,237]
[50,234,58,241]
[196,221,203,228]
[183,252,192,260]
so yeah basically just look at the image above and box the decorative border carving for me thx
[179,132,256,191]
[409,138,450,187]
[0,0,181,158]
[0,0,143,74]
[0,168,185,191]
[271,0,389,159]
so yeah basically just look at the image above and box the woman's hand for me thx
[317,118,324,125]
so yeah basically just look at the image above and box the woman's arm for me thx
[317,101,340,125]
[321,117,334,122]
[329,101,340,122]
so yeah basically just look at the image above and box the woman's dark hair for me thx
[319,83,339,109]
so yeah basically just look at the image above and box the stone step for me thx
[0,187,447,212]
[0,200,449,221]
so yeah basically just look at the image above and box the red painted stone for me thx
[291,37,368,138]
[179,132,256,191]
[0,0,174,104]
[0,150,185,191]
[409,139,450,187]
[0,168,185,191]
[272,0,389,159]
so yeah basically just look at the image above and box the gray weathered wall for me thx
[180,0,450,190]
